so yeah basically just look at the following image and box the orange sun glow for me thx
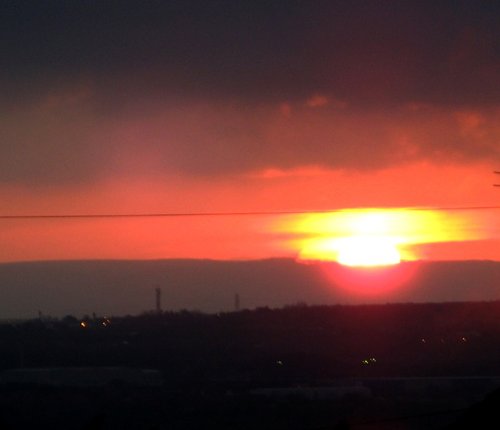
[274,208,486,267]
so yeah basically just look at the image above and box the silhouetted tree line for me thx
[1,302,500,429]
[2,301,500,382]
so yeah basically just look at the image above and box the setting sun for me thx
[273,208,489,266]
[336,237,401,267]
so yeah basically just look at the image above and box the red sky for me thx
[1,162,499,263]
[1,1,500,265]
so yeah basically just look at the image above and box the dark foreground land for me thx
[2,302,500,429]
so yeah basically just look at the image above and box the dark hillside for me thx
[2,302,500,429]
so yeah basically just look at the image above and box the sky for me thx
[1,1,500,265]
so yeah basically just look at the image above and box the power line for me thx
[1,205,500,220]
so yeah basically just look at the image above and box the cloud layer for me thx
[1,1,500,185]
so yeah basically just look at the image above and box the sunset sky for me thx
[1,1,500,265]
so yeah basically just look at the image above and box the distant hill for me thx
[0,259,498,318]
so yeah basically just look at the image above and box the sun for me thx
[271,207,489,294]
[336,237,401,267]
[292,235,403,267]
[278,207,483,267]
[282,209,412,266]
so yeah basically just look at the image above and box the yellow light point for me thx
[273,208,485,266]
[336,237,401,267]
[80,321,87,328]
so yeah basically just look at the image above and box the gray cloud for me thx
[3,1,499,104]
[1,1,500,185]
[0,259,499,318]
[1,89,500,185]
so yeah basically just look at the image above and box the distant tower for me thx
[155,287,162,314]
[234,293,240,312]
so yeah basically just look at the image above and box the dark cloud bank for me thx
[1,1,499,185]
[3,1,500,104]
[0,259,499,318]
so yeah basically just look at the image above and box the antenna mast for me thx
[155,287,162,314]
